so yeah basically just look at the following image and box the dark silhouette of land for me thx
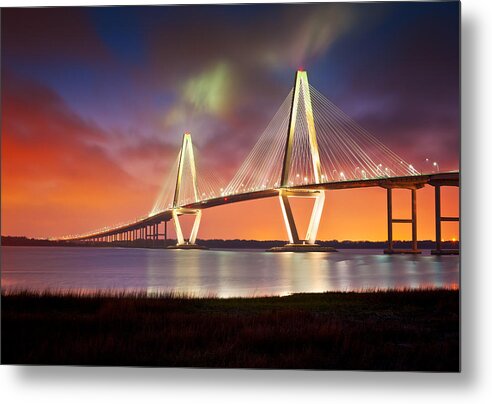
[1,236,459,250]
[1,289,459,371]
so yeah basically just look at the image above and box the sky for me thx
[1,2,460,241]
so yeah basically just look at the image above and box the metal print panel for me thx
[1,1,460,370]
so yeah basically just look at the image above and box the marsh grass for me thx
[1,288,459,370]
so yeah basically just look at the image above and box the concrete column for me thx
[411,188,417,252]
[153,223,157,247]
[435,185,441,253]
[387,188,393,252]
[164,221,168,246]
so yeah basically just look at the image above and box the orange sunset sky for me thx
[1,4,459,241]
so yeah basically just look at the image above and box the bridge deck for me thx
[66,171,458,241]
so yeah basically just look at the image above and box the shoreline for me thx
[1,236,460,250]
[1,285,459,297]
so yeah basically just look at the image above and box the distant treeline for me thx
[1,236,459,250]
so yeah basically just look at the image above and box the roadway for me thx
[65,171,459,241]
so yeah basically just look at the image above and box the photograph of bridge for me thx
[1,1,459,370]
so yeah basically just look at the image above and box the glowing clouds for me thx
[182,62,232,115]
[261,5,356,69]
[290,8,353,66]
[160,62,233,134]
[161,61,237,144]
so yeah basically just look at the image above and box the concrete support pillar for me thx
[153,223,156,247]
[387,188,393,252]
[278,189,325,245]
[435,185,442,253]
[164,221,168,246]
[412,188,417,252]
[431,184,459,255]
[384,187,421,254]
[171,209,202,246]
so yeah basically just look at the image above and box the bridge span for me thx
[60,70,459,255]
[65,171,459,255]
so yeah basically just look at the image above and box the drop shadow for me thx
[5,5,476,394]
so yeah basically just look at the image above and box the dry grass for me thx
[1,288,459,370]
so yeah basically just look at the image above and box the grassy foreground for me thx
[1,289,459,371]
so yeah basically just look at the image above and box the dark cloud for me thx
[331,3,459,170]
[1,7,111,64]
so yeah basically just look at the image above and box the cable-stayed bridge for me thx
[60,70,459,254]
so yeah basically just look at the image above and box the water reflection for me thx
[2,247,459,297]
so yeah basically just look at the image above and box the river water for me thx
[1,246,459,297]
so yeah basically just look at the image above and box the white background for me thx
[0,0,490,402]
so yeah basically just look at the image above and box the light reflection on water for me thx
[1,247,459,297]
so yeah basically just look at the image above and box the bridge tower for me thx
[168,133,207,249]
[272,70,333,252]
